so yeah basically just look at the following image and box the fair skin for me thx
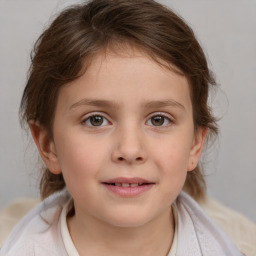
[30,48,207,256]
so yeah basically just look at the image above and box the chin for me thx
[103,211,153,228]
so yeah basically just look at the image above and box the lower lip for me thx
[102,184,154,197]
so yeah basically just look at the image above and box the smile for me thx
[102,177,155,197]
[106,183,146,187]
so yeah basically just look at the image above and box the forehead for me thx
[57,47,192,113]
[80,46,186,87]
[81,42,185,76]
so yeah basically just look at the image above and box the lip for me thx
[103,177,153,184]
[102,177,155,197]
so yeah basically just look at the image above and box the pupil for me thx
[90,116,103,126]
[152,116,164,126]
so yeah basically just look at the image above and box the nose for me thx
[111,126,147,165]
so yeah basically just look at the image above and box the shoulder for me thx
[0,189,70,256]
[175,191,245,256]
[199,196,256,256]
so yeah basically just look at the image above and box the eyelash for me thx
[81,112,110,127]
[81,112,174,128]
[146,112,173,127]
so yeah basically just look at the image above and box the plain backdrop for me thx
[0,0,255,222]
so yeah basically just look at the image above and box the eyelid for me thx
[147,111,174,120]
[81,112,112,127]
[80,111,174,127]
[146,112,174,126]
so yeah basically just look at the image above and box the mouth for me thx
[102,177,155,197]
[102,182,151,187]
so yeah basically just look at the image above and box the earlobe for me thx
[187,127,208,172]
[29,122,61,175]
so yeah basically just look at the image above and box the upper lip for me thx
[102,177,154,184]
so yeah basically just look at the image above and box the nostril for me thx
[116,156,144,162]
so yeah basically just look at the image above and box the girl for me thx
[1,0,244,255]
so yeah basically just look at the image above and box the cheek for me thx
[55,134,108,178]
[151,137,192,172]
[150,136,192,192]
[55,136,109,201]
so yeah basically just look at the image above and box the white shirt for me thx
[60,201,79,256]
[0,189,243,256]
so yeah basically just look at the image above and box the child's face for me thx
[37,48,206,228]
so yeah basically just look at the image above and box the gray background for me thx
[0,0,255,222]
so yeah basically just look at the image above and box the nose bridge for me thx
[112,121,147,164]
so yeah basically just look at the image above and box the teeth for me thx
[114,183,140,187]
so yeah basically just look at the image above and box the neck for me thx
[68,207,175,256]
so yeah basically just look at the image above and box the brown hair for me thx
[20,0,218,201]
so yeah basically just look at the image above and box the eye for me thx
[82,114,110,127]
[146,114,172,127]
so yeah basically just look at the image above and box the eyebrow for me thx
[144,99,185,110]
[69,99,119,110]
[69,98,185,111]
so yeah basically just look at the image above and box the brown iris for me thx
[90,116,104,126]
[151,116,165,126]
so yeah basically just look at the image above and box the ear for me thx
[29,122,61,175]
[187,127,208,172]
